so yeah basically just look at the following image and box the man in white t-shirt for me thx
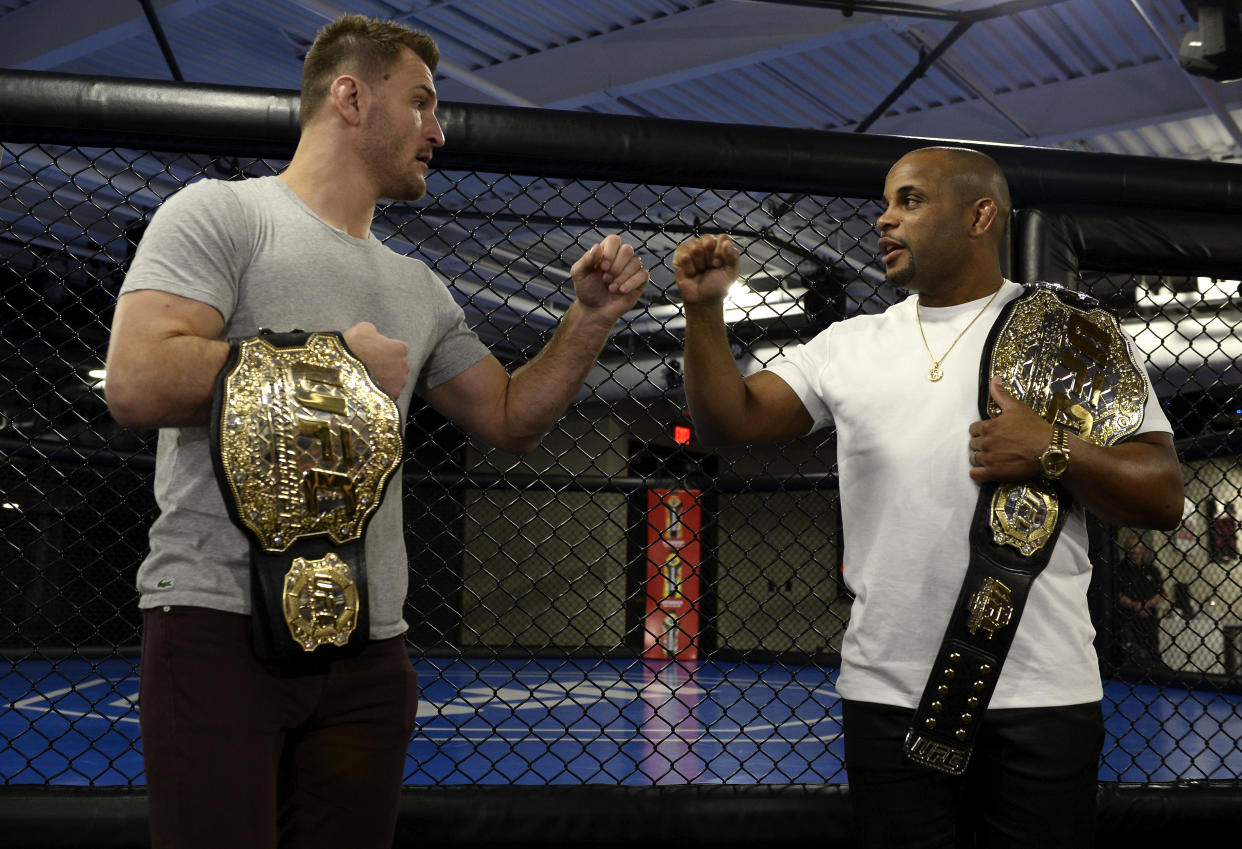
[673,146,1183,847]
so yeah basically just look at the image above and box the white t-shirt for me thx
[767,280,1172,709]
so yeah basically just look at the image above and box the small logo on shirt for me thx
[156,578,174,589]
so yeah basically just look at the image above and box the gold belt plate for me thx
[216,333,403,553]
[967,577,1014,639]
[987,288,1147,554]
[282,553,359,650]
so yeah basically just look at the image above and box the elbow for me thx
[107,403,155,432]
[1154,512,1182,533]
[103,353,151,429]
[695,428,731,448]
[1154,484,1187,532]
[105,388,142,430]
[690,416,744,448]
[507,436,544,455]
[491,428,545,456]
[1137,474,1185,532]
[689,415,725,446]
[105,378,159,431]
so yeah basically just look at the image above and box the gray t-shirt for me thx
[119,176,490,638]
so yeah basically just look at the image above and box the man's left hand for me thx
[570,234,649,320]
[967,377,1055,482]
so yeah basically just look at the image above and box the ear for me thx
[329,75,366,126]
[968,198,998,239]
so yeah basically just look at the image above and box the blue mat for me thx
[3,656,1239,786]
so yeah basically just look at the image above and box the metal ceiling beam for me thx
[544,25,885,111]
[740,0,1069,23]
[855,19,971,132]
[137,0,185,82]
[1028,101,1242,155]
[854,59,1242,154]
[437,1,876,109]
[846,0,1071,132]
[435,60,539,108]
[548,27,889,111]
[738,0,969,20]
[0,0,223,70]
[896,24,1034,138]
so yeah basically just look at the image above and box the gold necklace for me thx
[915,287,1002,382]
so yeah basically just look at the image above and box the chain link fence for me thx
[2,73,1240,810]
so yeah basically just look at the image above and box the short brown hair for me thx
[299,14,439,126]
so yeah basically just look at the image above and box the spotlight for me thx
[1179,1,1242,82]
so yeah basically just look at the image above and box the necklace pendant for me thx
[928,364,943,382]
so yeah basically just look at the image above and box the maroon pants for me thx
[139,606,419,849]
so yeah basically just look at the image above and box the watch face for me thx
[1041,451,1069,478]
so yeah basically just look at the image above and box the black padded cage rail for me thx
[2,70,1242,846]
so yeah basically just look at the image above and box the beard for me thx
[372,152,427,203]
[886,254,915,289]
[359,110,428,203]
[378,161,428,203]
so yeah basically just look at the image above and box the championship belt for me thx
[209,330,403,673]
[903,283,1147,774]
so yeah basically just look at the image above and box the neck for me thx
[915,272,1004,308]
[279,136,378,239]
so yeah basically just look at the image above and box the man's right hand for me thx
[343,321,409,399]
[673,234,740,305]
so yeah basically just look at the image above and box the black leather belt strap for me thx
[903,478,1065,774]
[904,282,1148,774]
[247,535,370,676]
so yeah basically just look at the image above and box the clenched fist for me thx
[570,233,649,321]
[673,234,741,305]
[343,321,409,399]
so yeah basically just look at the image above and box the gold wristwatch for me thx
[1038,423,1071,481]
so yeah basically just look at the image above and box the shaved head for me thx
[877,145,1012,301]
[899,146,1012,244]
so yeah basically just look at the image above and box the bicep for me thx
[422,355,510,443]
[1086,430,1183,529]
[1118,430,1179,468]
[108,289,226,355]
[104,290,227,426]
[736,370,815,443]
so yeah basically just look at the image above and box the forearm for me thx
[105,333,229,429]
[1062,435,1183,530]
[682,301,751,445]
[501,300,618,450]
[971,381,1183,529]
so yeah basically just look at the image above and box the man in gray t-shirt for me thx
[104,15,648,849]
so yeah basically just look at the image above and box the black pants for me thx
[140,606,420,849]
[842,699,1103,849]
